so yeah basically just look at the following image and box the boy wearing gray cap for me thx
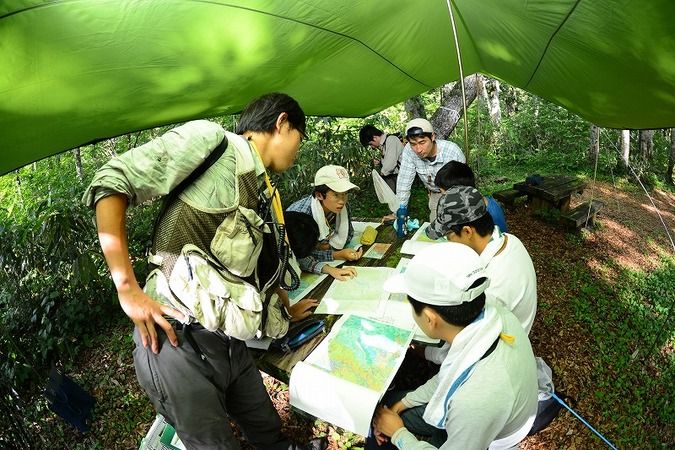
[392,118,465,223]
[370,243,538,449]
[426,186,537,336]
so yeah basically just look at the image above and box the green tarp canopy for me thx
[2,0,675,175]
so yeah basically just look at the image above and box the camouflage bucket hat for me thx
[427,186,488,239]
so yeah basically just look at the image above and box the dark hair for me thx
[448,212,494,238]
[283,211,319,259]
[359,124,383,147]
[312,184,330,198]
[236,93,306,136]
[435,161,476,190]
[408,278,487,327]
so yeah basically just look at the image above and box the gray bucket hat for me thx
[426,185,488,239]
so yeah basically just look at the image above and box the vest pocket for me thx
[210,206,264,277]
[168,244,263,340]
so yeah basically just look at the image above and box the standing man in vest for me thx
[359,124,404,193]
[393,118,465,223]
[83,93,323,450]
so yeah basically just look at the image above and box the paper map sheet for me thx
[369,258,439,344]
[400,222,446,255]
[362,243,391,259]
[315,267,394,315]
[288,272,328,304]
[289,315,413,435]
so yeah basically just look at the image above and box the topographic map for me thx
[309,315,412,391]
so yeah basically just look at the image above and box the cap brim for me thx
[327,180,360,192]
[383,273,408,294]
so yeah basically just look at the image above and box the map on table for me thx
[400,222,446,255]
[315,266,394,315]
[374,258,438,344]
[362,242,391,259]
[289,315,413,436]
[288,272,328,304]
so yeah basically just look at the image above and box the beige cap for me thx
[313,165,360,192]
[405,118,434,137]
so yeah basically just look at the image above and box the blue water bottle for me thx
[396,203,407,237]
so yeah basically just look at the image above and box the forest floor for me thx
[35,180,674,449]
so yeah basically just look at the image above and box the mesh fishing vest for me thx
[149,133,265,297]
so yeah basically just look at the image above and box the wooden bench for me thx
[561,200,605,229]
[492,188,527,207]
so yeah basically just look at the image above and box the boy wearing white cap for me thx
[370,243,538,450]
[286,165,362,280]
[390,118,465,223]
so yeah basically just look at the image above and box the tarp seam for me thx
[1,0,432,89]
[525,0,583,89]
[194,0,433,89]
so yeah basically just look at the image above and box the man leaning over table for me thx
[384,118,465,223]
[368,242,538,450]
[426,186,537,337]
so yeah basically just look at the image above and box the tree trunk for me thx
[429,74,478,139]
[619,130,631,170]
[404,95,426,120]
[667,128,675,185]
[638,129,655,163]
[589,125,600,166]
[73,147,83,181]
[481,77,502,126]
[502,85,518,116]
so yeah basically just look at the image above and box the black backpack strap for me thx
[154,135,228,228]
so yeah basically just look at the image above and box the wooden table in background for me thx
[252,220,406,383]
[513,175,587,213]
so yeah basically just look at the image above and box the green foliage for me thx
[568,256,675,447]
[0,146,158,388]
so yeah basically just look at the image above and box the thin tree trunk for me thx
[667,128,675,185]
[502,85,517,116]
[429,75,478,140]
[482,77,502,126]
[73,147,83,181]
[589,125,600,166]
[639,129,654,163]
[404,95,426,120]
[619,130,631,170]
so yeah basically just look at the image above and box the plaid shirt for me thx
[286,195,354,274]
[396,139,465,206]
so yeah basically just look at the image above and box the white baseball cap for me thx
[313,165,360,193]
[384,242,489,306]
[405,118,434,138]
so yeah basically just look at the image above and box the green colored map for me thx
[288,272,325,302]
[310,316,412,391]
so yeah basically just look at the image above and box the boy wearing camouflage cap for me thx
[426,185,537,336]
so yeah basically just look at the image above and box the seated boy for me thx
[434,161,508,233]
[286,165,362,280]
[370,243,538,450]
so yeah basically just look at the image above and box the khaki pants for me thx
[428,191,443,222]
